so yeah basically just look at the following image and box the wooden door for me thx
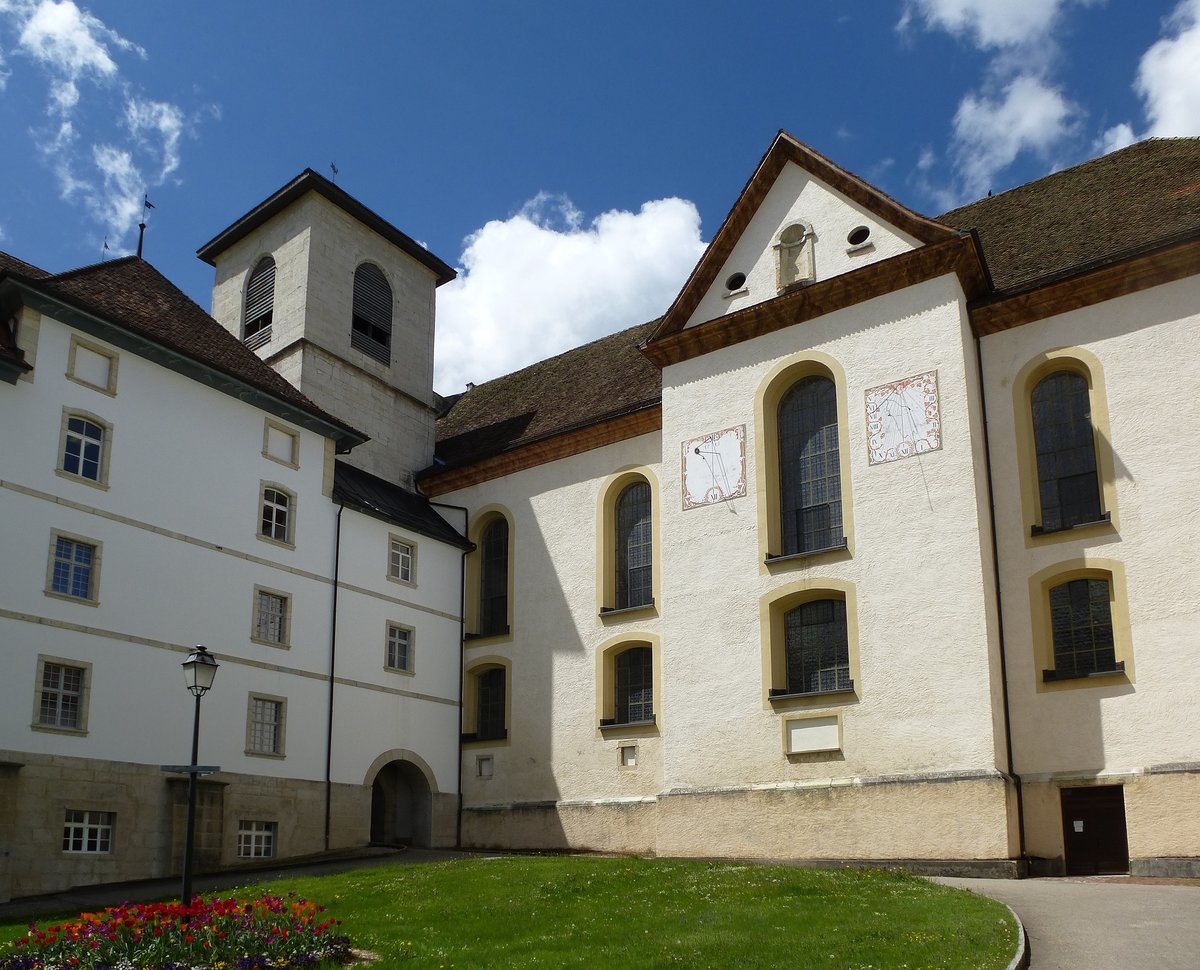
[1061,785,1130,875]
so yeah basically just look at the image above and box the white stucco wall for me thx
[982,274,1200,779]
[686,162,922,329]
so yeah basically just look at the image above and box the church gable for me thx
[685,161,925,329]
[650,132,957,348]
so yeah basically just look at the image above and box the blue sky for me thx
[1,0,1197,393]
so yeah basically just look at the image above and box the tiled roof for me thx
[940,137,1200,291]
[4,255,364,446]
[0,251,50,279]
[432,319,662,471]
[333,460,471,548]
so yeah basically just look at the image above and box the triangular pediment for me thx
[647,132,957,345]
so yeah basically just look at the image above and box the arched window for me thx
[351,263,393,364]
[479,518,509,636]
[778,376,842,555]
[1032,371,1103,532]
[243,257,275,350]
[1046,578,1119,680]
[615,481,652,609]
[782,598,851,695]
[475,666,507,741]
[613,646,653,725]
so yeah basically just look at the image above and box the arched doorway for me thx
[370,760,432,847]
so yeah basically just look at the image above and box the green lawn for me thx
[1,856,1017,969]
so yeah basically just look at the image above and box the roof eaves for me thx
[196,169,457,285]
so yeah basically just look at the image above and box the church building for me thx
[1,131,1197,901]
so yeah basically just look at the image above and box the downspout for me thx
[324,502,345,852]
[974,323,1028,866]
[431,500,470,850]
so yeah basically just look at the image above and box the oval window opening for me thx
[725,272,747,291]
[847,226,871,246]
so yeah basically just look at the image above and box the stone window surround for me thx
[32,654,93,735]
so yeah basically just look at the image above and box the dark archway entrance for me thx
[370,760,432,847]
[1061,785,1130,875]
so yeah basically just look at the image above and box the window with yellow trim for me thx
[463,662,508,743]
[1031,370,1105,533]
[598,639,659,730]
[763,583,858,703]
[1030,561,1132,688]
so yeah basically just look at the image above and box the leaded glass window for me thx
[784,598,851,694]
[476,667,506,740]
[1049,578,1117,678]
[479,518,509,636]
[615,647,653,724]
[778,376,842,555]
[1032,371,1102,532]
[616,481,652,609]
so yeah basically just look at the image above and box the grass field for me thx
[1,855,1017,969]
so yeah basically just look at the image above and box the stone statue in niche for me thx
[776,222,815,291]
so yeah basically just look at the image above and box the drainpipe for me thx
[975,329,1028,866]
[431,501,470,849]
[324,502,345,852]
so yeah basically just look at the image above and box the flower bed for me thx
[0,894,352,970]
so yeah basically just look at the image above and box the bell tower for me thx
[198,170,456,487]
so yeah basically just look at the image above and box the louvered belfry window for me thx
[778,375,842,555]
[351,262,393,364]
[243,257,275,350]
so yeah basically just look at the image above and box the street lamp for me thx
[180,645,218,906]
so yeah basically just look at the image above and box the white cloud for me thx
[1135,0,1200,136]
[433,196,706,394]
[951,74,1079,197]
[0,1,206,251]
[899,0,1081,49]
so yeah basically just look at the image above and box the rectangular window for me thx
[259,485,294,545]
[247,695,285,756]
[253,588,289,646]
[386,623,413,672]
[237,819,277,858]
[39,661,85,729]
[58,410,110,487]
[388,537,414,584]
[47,533,99,603]
[62,809,113,853]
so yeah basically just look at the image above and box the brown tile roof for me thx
[0,251,50,279]
[6,256,364,446]
[197,169,457,286]
[940,137,1200,291]
[431,319,662,471]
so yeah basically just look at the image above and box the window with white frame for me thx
[259,485,294,545]
[386,623,413,673]
[388,537,415,584]
[253,588,290,646]
[47,533,100,602]
[247,695,285,756]
[237,819,277,858]
[62,809,113,853]
[59,412,109,485]
[37,659,87,731]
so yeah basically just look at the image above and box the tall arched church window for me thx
[243,257,275,350]
[778,375,842,555]
[479,518,509,637]
[776,223,814,291]
[615,481,652,610]
[1032,371,1103,532]
[351,263,393,364]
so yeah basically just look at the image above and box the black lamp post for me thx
[180,645,218,906]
